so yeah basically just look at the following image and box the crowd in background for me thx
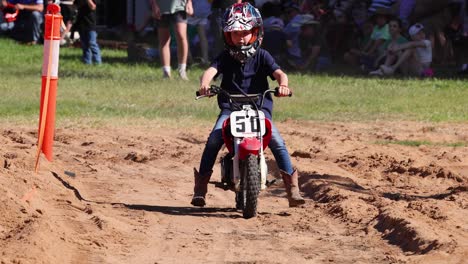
[1,0,468,77]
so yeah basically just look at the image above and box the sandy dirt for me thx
[0,120,467,264]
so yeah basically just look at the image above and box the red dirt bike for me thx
[196,85,291,218]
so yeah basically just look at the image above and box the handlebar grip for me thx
[274,87,293,97]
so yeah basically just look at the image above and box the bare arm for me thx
[392,40,429,52]
[199,67,218,95]
[186,0,193,16]
[272,69,291,97]
[149,0,160,19]
[86,0,96,10]
[14,3,43,12]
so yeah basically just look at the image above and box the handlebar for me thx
[195,85,292,100]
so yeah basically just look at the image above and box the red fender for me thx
[238,137,261,160]
[222,117,273,158]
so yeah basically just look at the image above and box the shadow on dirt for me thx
[383,185,467,202]
[119,204,242,219]
[51,171,243,219]
[298,172,371,195]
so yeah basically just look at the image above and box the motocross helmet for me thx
[222,3,264,63]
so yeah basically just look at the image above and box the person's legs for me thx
[79,30,92,64]
[30,10,43,43]
[268,121,305,207]
[381,48,416,75]
[0,21,14,33]
[158,26,171,77]
[197,23,209,64]
[88,30,102,64]
[199,114,229,175]
[192,114,229,206]
[174,19,189,80]
[210,8,224,58]
[268,122,294,175]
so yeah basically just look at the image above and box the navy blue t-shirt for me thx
[210,48,280,119]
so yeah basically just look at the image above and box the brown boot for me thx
[280,169,305,207]
[191,168,213,207]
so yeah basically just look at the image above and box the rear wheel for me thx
[242,154,260,219]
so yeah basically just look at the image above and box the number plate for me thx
[230,110,266,137]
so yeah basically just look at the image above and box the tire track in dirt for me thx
[1,122,467,263]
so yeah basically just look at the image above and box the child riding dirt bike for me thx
[191,2,305,208]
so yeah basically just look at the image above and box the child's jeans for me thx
[79,30,102,64]
[199,113,294,176]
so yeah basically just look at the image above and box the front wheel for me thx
[242,154,261,219]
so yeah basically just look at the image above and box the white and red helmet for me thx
[223,3,264,62]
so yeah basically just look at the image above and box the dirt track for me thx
[1,121,467,263]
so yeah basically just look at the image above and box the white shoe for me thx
[369,69,384,76]
[163,71,171,79]
[380,65,395,75]
[178,70,189,81]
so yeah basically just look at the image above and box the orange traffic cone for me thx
[35,4,62,172]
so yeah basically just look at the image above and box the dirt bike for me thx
[196,85,291,219]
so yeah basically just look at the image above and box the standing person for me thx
[1,0,43,44]
[149,0,193,80]
[74,0,101,64]
[59,0,77,46]
[191,3,305,208]
[209,0,242,59]
[187,0,211,66]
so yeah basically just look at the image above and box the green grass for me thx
[376,140,467,147]
[0,38,467,126]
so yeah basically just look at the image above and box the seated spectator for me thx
[359,8,392,70]
[326,9,356,63]
[262,2,288,66]
[369,17,408,75]
[343,19,374,66]
[1,0,43,44]
[368,0,396,14]
[0,2,17,33]
[291,15,332,71]
[301,0,326,21]
[379,23,432,76]
[283,3,304,65]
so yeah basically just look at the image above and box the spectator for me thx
[187,0,210,66]
[343,19,374,66]
[283,3,303,66]
[379,23,432,76]
[368,0,396,14]
[359,8,392,71]
[301,0,326,21]
[209,0,242,59]
[326,9,356,62]
[0,2,17,33]
[59,0,77,46]
[1,0,43,44]
[369,17,408,75]
[293,15,332,71]
[262,2,288,65]
[397,0,415,29]
[150,0,193,80]
[74,0,101,64]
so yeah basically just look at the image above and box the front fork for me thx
[232,137,268,192]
